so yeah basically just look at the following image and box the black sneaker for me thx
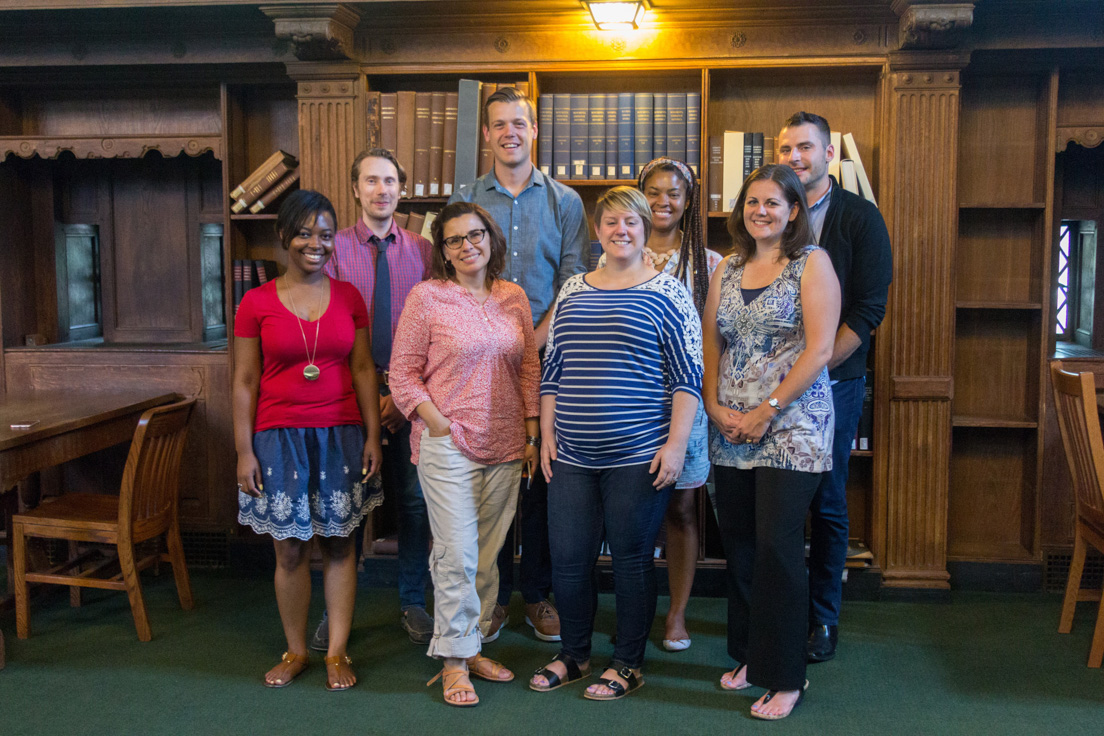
[401,606,433,644]
[310,611,329,652]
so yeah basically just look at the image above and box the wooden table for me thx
[0,388,179,670]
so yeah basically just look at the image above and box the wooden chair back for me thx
[116,398,195,542]
[1049,364,1104,523]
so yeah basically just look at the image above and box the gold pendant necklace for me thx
[282,277,326,381]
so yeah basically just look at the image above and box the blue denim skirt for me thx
[238,425,382,541]
[676,401,711,490]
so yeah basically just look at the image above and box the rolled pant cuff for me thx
[427,632,482,660]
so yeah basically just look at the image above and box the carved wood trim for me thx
[891,376,954,400]
[877,59,962,589]
[295,75,364,229]
[261,3,361,62]
[352,26,893,66]
[884,400,953,589]
[1056,125,1104,153]
[0,136,221,161]
[892,2,974,50]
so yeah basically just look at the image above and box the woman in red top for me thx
[390,201,541,707]
[233,189,382,691]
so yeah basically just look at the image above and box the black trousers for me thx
[714,465,822,691]
[495,466,552,605]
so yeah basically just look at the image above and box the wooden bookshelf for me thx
[950,62,1057,565]
[0,1,1098,588]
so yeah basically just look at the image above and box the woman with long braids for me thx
[601,157,722,651]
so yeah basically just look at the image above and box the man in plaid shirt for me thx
[313,148,435,647]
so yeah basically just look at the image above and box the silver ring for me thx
[236,483,243,490]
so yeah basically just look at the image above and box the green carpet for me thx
[1,570,1102,735]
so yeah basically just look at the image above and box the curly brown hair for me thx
[429,201,507,289]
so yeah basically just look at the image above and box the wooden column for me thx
[286,61,366,230]
[877,51,967,590]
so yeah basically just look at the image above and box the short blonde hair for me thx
[594,186,653,243]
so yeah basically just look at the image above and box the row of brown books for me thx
[371,80,528,200]
[710,130,876,213]
[232,259,279,315]
[392,209,437,240]
[229,151,300,214]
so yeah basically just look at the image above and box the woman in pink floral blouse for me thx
[390,201,541,707]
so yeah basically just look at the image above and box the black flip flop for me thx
[750,680,808,721]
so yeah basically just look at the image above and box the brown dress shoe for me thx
[525,600,561,642]
[483,604,509,643]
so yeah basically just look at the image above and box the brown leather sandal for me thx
[427,664,479,707]
[324,654,356,692]
[264,651,309,688]
[466,653,515,682]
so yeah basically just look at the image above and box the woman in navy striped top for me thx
[530,187,702,700]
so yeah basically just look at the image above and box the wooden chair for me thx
[12,398,196,641]
[1049,363,1104,667]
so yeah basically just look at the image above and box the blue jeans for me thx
[495,467,552,605]
[808,376,865,627]
[548,461,671,670]
[384,422,430,611]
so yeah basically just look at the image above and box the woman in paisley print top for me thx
[702,164,840,720]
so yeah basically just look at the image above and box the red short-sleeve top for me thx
[235,278,369,432]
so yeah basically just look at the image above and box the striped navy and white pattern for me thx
[541,272,703,469]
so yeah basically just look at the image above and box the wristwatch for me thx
[767,397,781,412]
[526,435,541,447]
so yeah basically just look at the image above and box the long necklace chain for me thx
[282,277,326,381]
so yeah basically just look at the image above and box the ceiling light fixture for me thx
[583,1,648,31]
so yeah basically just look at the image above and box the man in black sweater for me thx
[777,111,892,662]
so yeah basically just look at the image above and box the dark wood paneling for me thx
[0,161,37,361]
[891,376,953,401]
[949,427,1036,561]
[107,156,195,341]
[20,87,220,137]
[1057,70,1104,128]
[198,156,225,218]
[241,86,299,173]
[1058,142,1104,221]
[29,161,57,345]
[956,209,1043,305]
[953,310,1041,424]
[959,74,1045,206]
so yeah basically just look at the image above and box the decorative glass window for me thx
[1056,221,1072,339]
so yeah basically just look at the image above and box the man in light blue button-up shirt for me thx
[450,87,588,349]
[448,85,588,646]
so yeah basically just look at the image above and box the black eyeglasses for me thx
[443,228,488,250]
